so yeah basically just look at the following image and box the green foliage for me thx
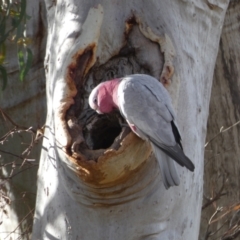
[0,0,33,90]
[18,47,33,81]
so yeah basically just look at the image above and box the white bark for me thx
[33,1,229,239]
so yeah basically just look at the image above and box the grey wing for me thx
[119,74,177,146]
[118,74,194,171]
[152,143,180,189]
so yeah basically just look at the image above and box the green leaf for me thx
[22,48,33,80]
[0,65,8,90]
[18,48,33,81]
[0,0,32,89]
[18,49,25,70]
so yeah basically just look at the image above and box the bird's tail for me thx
[152,144,180,189]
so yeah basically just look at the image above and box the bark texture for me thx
[200,1,240,239]
[32,0,229,239]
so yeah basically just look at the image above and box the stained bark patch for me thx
[65,15,176,176]
[66,27,159,161]
[60,9,179,187]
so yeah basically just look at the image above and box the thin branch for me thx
[0,108,35,132]
[205,120,240,148]
[3,207,35,240]
[1,164,38,181]
[209,218,229,240]
[202,176,228,210]
[222,225,240,240]
[0,148,25,160]
[211,203,240,224]
[0,108,43,240]
[204,207,223,240]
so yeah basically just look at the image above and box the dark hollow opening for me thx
[83,113,122,150]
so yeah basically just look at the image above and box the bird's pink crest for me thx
[98,79,120,113]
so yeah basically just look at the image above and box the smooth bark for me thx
[32,0,229,239]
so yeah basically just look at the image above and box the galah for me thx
[88,74,195,189]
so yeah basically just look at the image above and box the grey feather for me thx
[117,74,195,188]
[148,135,195,171]
[152,144,180,189]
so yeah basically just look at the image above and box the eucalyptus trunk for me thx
[32,1,229,239]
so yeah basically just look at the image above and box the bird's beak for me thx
[96,109,103,114]
[89,103,102,114]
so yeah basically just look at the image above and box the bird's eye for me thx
[93,97,97,104]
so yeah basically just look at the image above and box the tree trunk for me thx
[32,1,229,239]
[200,1,240,239]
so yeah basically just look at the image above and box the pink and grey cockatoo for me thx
[88,74,194,189]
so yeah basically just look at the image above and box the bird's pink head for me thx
[88,79,120,114]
